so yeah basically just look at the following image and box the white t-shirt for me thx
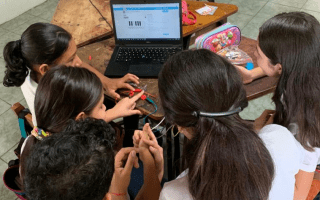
[21,73,38,126]
[288,123,320,172]
[159,124,305,200]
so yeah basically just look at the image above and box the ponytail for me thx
[186,116,274,200]
[3,40,29,86]
[2,23,72,87]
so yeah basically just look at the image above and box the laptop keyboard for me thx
[115,47,182,64]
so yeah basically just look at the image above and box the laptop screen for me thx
[112,3,180,42]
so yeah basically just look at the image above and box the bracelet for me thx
[111,192,127,196]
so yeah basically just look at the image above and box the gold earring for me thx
[171,125,180,138]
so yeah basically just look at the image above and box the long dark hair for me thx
[35,65,103,133]
[158,49,274,200]
[259,12,320,151]
[3,23,71,86]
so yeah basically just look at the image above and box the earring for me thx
[171,125,180,138]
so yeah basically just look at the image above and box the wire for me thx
[151,117,165,131]
[156,124,174,139]
[143,98,158,125]
[88,0,113,31]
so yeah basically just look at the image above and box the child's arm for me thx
[104,91,144,122]
[79,62,139,99]
[294,170,314,200]
[108,147,139,200]
[135,123,163,200]
[235,65,266,84]
[135,148,162,200]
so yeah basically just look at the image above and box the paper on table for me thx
[195,5,218,15]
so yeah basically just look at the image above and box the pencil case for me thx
[217,45,253,65]
[195,23,241,52]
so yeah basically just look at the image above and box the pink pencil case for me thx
[195,23,241,53]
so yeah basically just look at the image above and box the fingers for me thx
[141,138,157,147]
[147,125,157,142]
[142,123,158,142]
[106,90,120,99]
[124,83,136,91]
[133,130,141,148]
[126,73,139,80]
[130,90,144,102]
[124,73,140,84]
[130,102,136,110]
[130,109,142,116]
[149,146,163,163]
[115,147,136,167]
[122,150,137,176]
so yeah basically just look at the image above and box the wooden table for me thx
[51,0,238,47]
[76,36,278,121]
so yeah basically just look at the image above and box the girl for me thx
[34,65,143,133]
[3,22,139,125]
[135,49,305,199]
[252,12,320,199]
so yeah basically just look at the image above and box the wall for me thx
[0,0,46,24]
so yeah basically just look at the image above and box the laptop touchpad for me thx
[128,65,152,75]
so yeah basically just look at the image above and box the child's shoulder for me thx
[259,124,298,145]
[258,124,304,171]
[160,170,193,200]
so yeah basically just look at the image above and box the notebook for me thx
[104,0,183,77]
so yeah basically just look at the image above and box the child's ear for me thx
[38,64,50,76]
[275,63,282,75]
[75,112,86,120]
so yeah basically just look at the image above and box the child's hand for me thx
[104,73,140,99]
[136,123,164,182]
[254,109,275,131]
[109,147,139,195]
[110,91,144,119]
[235,65,254,84]
[133,123,150,149]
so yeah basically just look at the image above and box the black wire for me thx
[88,0,113,31]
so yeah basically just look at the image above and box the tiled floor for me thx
[0,0,320,199]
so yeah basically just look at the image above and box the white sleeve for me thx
[20,74,37,126]
[159,171,193,200]
[159,187,170,200]
[300,147,318,172]
[259,124,304,200]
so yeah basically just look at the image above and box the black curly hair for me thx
[3,23,71,87]
[24,118,116,200]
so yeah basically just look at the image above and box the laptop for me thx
[104,0,183,78]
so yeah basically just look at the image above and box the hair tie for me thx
[31,126,50,140]
[192,107,242,118]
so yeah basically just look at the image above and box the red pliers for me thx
[128,89,147,100]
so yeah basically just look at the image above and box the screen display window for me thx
[113,3,180,41]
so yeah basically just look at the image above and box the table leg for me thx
[183,35,192,50]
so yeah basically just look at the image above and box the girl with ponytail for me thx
[3,23,140,125]
[134,49,305,200]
